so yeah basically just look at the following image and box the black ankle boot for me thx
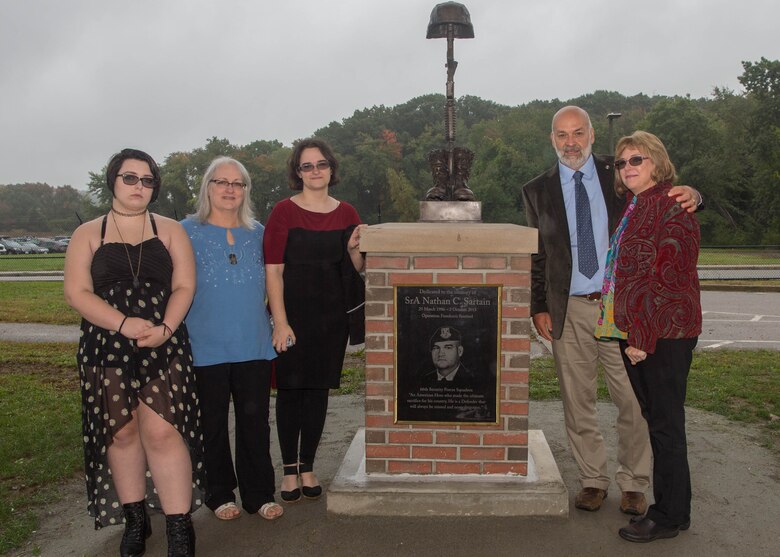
[120,501,151,557]
[280,463,301,503]
[165,513,195,557]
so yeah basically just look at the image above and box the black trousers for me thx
[275,388,329,470]
[621,337,697,527]
[194,360,275,513]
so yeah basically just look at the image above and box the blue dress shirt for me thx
[558,156,609,295]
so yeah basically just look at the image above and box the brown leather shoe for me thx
[574,487,607,511]
[620,491,647,515]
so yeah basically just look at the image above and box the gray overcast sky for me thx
[0,0,777,190]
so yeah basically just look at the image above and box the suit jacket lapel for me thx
[545,164,571,257]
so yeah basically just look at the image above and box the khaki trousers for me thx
[551,296,651,492]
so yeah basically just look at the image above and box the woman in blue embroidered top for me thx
[182,156,283,522]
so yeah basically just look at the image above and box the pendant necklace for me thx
[111,210,147,288]
[227,228,237,264]
[208,218,239,264]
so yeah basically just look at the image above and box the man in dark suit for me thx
[522,106,700,515]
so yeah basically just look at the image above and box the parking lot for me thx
[0,236,69,254]
[698,290,780,350]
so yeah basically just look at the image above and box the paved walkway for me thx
[0,322,79,343]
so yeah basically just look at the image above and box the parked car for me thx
[35,238,69,253]
[15,240,48,254]
[29,243,49,254]
[0,239,27,254]
[0,243,7,255]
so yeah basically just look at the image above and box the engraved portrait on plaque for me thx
[395,285,500,424]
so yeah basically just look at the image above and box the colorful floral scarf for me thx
[595,195,637,340]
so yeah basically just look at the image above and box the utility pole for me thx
[607,112,622,155]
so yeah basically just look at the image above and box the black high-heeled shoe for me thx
[120,501,152,557]
[299,462,322,500]
[280,463,301,503]
[165,513,195,557]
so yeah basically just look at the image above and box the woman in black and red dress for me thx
[264,138,366,502]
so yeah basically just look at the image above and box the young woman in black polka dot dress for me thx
[64,149,205,557]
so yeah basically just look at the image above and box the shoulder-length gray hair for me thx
[193,156,256,228]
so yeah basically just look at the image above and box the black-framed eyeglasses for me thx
[209,179,247,190]
[297,161,331,173]
[118,173,157,188]
[614,155,649,170]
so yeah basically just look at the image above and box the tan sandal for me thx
[214,501,241,521]
[258,502,284,521]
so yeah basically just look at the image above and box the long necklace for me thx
[208,218,240,265]
[226,228,237,264]
[111,207,146,217]
[111,210,147,288]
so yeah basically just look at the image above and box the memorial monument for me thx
[328,3,566,517]
[419,2,481,222]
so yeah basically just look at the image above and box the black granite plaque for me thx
[394,285,501,424]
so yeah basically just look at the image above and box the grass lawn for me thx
[0,254,66,272]
[0,342,82,555]
[0,282,80,324]
[530,352,780,450]
[339,349,366,394]
[698,247,780,265]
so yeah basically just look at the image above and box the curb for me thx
[700,283,780,293]
[0,270,64,277]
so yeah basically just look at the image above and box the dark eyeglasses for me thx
[614,155,649,170]
[297,161,331,173]
[118,173,157,188]
[209,179,247,190]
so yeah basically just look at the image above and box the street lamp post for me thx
[607,112,622,156]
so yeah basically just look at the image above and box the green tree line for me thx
[2,58,778,244]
